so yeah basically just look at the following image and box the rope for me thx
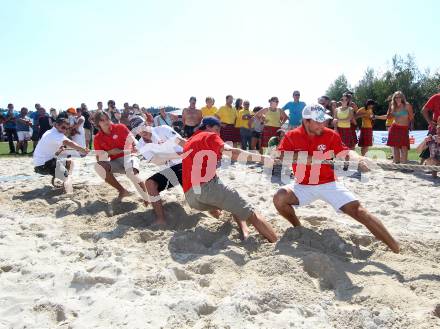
[291,159,440,172]
[60,148,440,172]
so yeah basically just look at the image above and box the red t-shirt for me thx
[93,124,133,160]
[425,93,440,123]
[278,126,349,185]
[182,130,224,192]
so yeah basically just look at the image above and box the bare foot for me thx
[62,177,73,194]
[117,190,133,201]
[208,209,222,218]
[240,226,250,241]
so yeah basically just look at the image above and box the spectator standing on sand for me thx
[386,91,414,164]
[80,103,92,148]
[282,90,306,129]
[16,107,32,154]
[4,104,18,154]
[232,98,244,147]
[49,108,58,127]
[356,99,376,156]
[154,107,177,127]
[255,97,288,149]
[106,100,121,124]
[201,97,217,117]
[215,95,237,144]
[237,100,253,150]
[182,96,202,138]
[30,103,41,151]
[250,106,264,152]
[37,107,51,140]
[334,94,357,149]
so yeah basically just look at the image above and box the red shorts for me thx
[387,124,410,148]
[231,127,241,143]
[358,127,373,147]
[337,127,357,149]
[220,124,235,143]
[262,126,279,147]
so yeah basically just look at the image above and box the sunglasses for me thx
[293,94,300,96]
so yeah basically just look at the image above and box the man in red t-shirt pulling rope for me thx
[93,111,146,200]
[273,104,400,253]
[182,116,277,242]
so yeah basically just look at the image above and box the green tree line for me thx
[326,55,440,130]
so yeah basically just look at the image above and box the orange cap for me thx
[67,107,77,114]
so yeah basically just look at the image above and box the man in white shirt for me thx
[131,118,186,226]
[33,117,89,193]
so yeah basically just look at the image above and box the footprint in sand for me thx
[33,302,77,323]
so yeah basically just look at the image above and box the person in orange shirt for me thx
[357,99,376,156]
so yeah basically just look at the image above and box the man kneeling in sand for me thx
[93,111,146,199]
[273,105,400,253]
[33,117,89,193]
[416,118,440,178]
[182,116,278,242]
[130,117,186,226]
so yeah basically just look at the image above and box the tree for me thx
[326,55,439,130]
[326,74,351,101]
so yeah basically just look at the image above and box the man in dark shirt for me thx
[38,108,51,139]
[81,103,92,148]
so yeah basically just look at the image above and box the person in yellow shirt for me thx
[255,96,288,148]
[356,99,376,155]
[201,97,218,117]
[334,94,357,149]
[232,98,244,146]
[237,100,253,149]
[215,95,237,143]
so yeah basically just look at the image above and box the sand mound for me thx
[0,157,439,328]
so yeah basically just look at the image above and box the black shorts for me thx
[34,158,57,177]
[183,125,197,138]
[148,163,183,192]
[252,131,262,138]
[31,126,40,141]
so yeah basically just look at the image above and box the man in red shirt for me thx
[182,116,277,242]
[273,104,399,253]
[93,111,145,199]
[422,86,440,134]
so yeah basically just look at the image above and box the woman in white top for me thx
[71,110,86,148]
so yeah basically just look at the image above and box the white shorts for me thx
[17,131,31,141]
[286,181,357,211]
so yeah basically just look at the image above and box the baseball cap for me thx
[302,104,333,123]
[129,115,145,130]
[67,107,77,114]
[200,116,221,128]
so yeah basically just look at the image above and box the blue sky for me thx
[1,0,439,110]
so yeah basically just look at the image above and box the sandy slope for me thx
[0,156,439,329]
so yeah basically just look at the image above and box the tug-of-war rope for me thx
[315,159,440,172]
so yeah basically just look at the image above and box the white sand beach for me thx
[0,156,440,329]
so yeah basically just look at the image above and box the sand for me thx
[0,155,440,329]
